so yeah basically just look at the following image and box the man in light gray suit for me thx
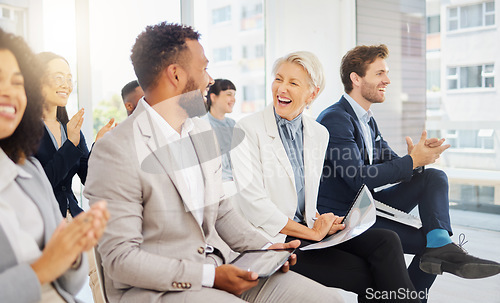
[84,22,342,302]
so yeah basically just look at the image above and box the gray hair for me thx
[272,51,325,98]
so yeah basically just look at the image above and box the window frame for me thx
[447,66,458,90]
[446,129,495,150]
[447,1,495,32]
[447,63,495,90]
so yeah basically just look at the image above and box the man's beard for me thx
[360,79,385,104]
[178,78,208,118]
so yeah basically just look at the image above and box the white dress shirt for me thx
[141,99,215,286]
[142,99,205,224]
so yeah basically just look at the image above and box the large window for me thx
[38,0,181,208]
[427,0,500,215]
[448,1,495,31]
[194,0,265,119]
[447,64,495,89]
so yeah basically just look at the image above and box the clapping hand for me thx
[96,118,116,141]
[407,130,450,168]
[67,108,84,146]
[30,201,109,284]
[406,131,446,155]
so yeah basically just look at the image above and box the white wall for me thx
[265,0,356,118]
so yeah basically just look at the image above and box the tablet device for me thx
[230,249,295,278]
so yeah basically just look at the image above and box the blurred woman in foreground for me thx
[0,28,109,302]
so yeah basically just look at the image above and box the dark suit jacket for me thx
[316,96,414,215]
[34,125,89,217]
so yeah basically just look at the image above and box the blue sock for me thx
[426,229,452,248]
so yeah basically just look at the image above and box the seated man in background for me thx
[121,80,143,116]
[316,44,500,301]
[84,22,343,303]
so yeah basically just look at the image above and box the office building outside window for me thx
[427,0,500,214]
[194,0,265,118]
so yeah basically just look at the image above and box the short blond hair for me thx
[272,51,325,99]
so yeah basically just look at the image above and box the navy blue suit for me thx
[35,126,89,217]
[317,96,452,298]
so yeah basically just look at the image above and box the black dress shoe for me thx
[420,242,500,279]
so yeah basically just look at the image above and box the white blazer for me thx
[231,104,329,243]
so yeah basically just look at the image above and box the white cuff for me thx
[259,209,289,238]
[202,264,215,287]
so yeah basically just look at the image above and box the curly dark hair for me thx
[36,52,70,124]
[340,44,389,93]
[206,79,236,111]
[0,29,44,164]
[131,22,200,91]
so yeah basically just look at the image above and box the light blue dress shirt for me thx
[44,122,67,149]
[344,93,374,164]
[204,112,236,181]
[273,108,305,222]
